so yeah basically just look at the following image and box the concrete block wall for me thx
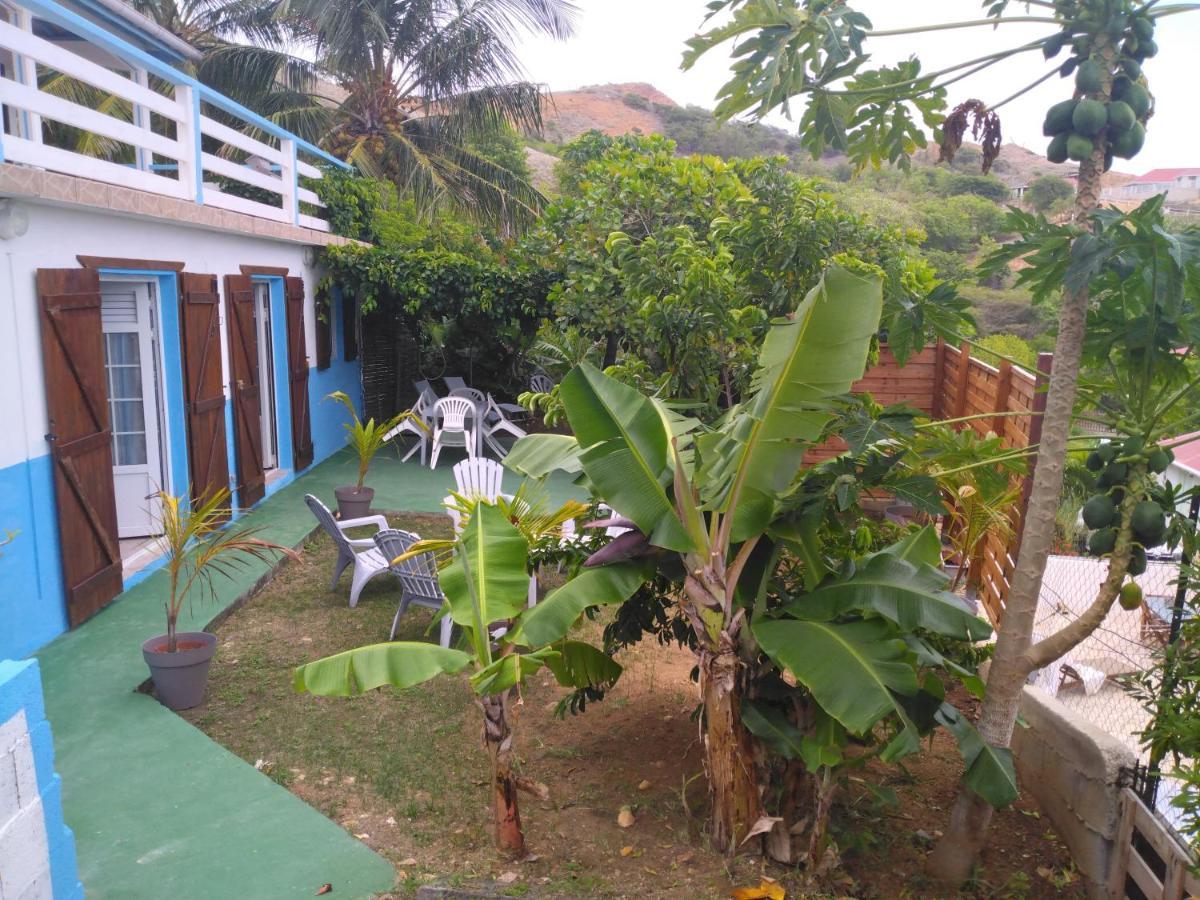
[1012,683,1136,899]
[0,659,82,900]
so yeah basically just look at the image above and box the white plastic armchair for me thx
[430,396,476,468]
[443,376,468,393]
[529,373,555,394]
[453,458,506,502]
[373,528,454,647]
[304,494,392,608]
[481,394,527,458]
[384,393,433,464]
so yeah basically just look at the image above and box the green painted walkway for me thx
[36,448,582,899]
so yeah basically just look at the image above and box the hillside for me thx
[532,82,1135,191]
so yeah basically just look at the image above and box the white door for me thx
[101,281,165,539]
[253,282,279,471]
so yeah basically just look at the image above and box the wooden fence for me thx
[826,340,1049,626]
[1108,788,1200,899]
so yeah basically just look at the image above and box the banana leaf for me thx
[935,703,1019,807]
[752,617,918,736]
[439,504,530,661]
[504,433,582,476]
[698,265,883,542]
[783,554,992,641]
[510,560,652,647]
[293,642,472,696]
[559,363,694,552]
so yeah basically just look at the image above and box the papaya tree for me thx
[684,0,1199,879]
[293,501,638,857]
[505,263,1014,858]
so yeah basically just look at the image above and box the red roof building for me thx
[1114,168,1200,202]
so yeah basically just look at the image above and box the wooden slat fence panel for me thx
[1108,788,1200,899]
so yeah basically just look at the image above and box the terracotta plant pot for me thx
[142,631,217,710]
[335,485,374,519]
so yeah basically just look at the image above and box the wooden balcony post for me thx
[13,7,41,144]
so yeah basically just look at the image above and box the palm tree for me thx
[143,0,578,230]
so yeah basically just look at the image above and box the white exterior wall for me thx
[0,200,323,474]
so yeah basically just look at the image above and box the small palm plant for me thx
[327,391,425,493]
[158,488,294,653]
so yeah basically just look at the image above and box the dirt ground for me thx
[183,516,1085,899]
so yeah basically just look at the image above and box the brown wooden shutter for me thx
[37,267,122,626]
[342,291,358,362]
[314,286,332,370]
[179,273,231,517]
[286,276,314,471]
[223,274,265,508]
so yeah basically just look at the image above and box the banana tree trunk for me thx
[929,37,1114,884]
[700,646,763,853]
[481,691,525,857]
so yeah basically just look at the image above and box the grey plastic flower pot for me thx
[142,631,217,710]
[335,485,374,519]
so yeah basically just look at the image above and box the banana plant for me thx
[505,263,1016,857]
[293,502,642,857]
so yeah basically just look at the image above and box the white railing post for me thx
[280,137,298,225]
[14,7,41,144]
[131,67,150,172]
[174,82,202,202]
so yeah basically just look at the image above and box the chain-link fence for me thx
[1030,538,1193,836]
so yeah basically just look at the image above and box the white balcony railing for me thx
[0,0,348,231]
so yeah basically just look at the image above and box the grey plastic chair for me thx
[304,494,392,607]
[373,528,454,646]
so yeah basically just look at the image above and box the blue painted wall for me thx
[1,272,361,660]
[310,288,362,464]
[0,658,83,899]
[0,457,67,661]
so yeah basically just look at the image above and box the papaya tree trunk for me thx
[929,38,1114,883]
[481,691,525,857]
[700,645,763,853]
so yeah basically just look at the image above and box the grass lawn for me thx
[182,512,1086,899]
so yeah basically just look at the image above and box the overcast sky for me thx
[512,0,1199,175]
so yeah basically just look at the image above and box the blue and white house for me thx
[0,0,362,660]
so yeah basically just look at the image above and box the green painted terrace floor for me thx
[36,448,582,899]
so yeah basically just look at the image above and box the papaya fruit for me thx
[1148,447,1171,473]
[1122,436,1145,456]
[1129,545,1148,576]
[1089,528,1117,556]
[1125,83,1151,117]
[1112,122,1145,159]
[1139,39,1158,59]
[1043,32,1067,59]
[1076,59,1106,94]
[1119,581,1144,611]
[1083,494,1118,530]
[1131,500,1167,547]
[1104,149,1114,172]
[1047,133,1070,164]
[1107,100,1136,133]
[1121,58,1142,79]
[1098,461,1129,488]
[1073,99,1109,137]
[1133,17,1154,42]
[1067,133,1096,162]
[1044,99,1078,136]
[1086,450,1106,472]
[1097,443,1117,465]
[1112,75,1132,101]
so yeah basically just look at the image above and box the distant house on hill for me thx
[1110,168,1200,202]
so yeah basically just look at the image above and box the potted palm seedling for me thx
[326,390,426,518]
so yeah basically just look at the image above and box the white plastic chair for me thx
[453,458,505,502]
[414,379,440,407]
[373,529,454,646]
[481,394,527,458]
[430,396,476,469]
[530,373,555,394]
[304,494,392,607]
[442,376,469,393]
[384,393,433,464]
